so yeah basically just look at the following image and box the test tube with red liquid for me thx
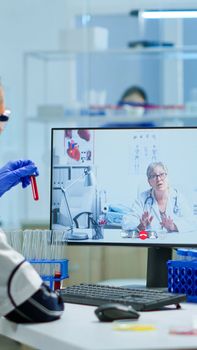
[30,175,39,201]
[54,271,61,290]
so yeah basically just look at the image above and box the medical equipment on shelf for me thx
[101,203,131,226]
[6,229,68,289]
[144,188,179,214]
[30,175,39,201]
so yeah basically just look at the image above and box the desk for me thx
[1,303,197,350]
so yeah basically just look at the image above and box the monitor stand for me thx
[108,247,172,290]
[52,224,89,240]
[67,229,89,240]
[146,247,172,288]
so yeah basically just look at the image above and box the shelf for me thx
[27,108,197,127]
[25,46,197,61]
[53,165,90,168]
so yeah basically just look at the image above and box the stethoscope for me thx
[144,188,179,215]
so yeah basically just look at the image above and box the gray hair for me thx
[146,162,168,179]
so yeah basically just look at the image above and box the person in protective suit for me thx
[0,83,64,323]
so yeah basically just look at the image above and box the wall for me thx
[0,0,71,228]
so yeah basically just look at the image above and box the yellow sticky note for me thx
[113,323,156,331]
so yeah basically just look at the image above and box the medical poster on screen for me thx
[63,129,94,165]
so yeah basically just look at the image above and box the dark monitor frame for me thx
[50,127,197,288]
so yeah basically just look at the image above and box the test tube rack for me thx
[167,259,197,302]
[28,258,69,290]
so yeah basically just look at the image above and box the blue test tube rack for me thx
[28,258,69,290]
[167,259,197,302]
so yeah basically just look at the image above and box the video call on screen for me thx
[51,128,197,246]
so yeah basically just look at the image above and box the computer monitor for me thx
[50,127,197,288]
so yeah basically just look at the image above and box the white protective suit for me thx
[122,188,196,233]
[0,229,42,316]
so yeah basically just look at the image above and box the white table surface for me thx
[1,302,197,350]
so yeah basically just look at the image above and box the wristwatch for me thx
[0,109,11,122]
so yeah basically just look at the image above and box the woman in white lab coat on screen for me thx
[122,161,195,233]
[0,84,64,323]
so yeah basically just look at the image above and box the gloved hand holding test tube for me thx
[0,160,39,197]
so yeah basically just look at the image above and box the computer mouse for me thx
[95,303,140,322]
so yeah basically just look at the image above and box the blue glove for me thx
[0,159,39,197]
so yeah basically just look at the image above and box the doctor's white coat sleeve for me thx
[0,229,42,316]
[122,195,144,231]
[171,192,197,232]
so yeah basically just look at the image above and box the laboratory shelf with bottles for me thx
[24,46,197,129]
[24,4,197,131]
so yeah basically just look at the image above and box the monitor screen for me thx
[50,127,197,287]
[51,127,197,246]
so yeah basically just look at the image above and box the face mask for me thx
[122,104,145,117]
